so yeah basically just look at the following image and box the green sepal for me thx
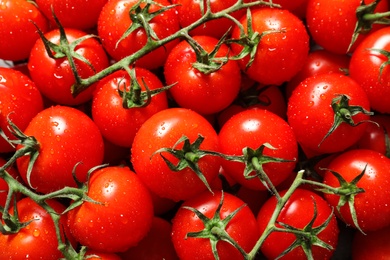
[116,0,179,48]
[183,191,248,260]
[317,165,367,234]
[117,67,174,109]
[366,48,390,82]
[348,0,390,53]
[31,7,98,95]
[0,196,35,234]
[151,134,217,193]
[318,94,376,148]
[182,30,231,74]
[274,197,335,260]
[0,114,40,190]
[223,143,295,193]
[227,8,284,70]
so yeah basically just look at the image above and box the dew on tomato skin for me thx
[320,94,327,100]
[32,229,40,237]
[308,101,314,107]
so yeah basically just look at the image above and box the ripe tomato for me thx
[67,166,154,253]
[352,225,390,260]
[306,0,389,54]
[92,67,168,148]
[0,68,44,153]
[257,188,339,260]
[287,73,372,155]
[0,0,49,61]
[28,28,110,106]
[164,35,241,115]
[36,0,108,30]
[218,108,298,191]
[217,84,287,128]
[354,114,390,156]
[131,107,221,201]
[349,26,390,114]
[120,217,179,259]
[230,7,309,85]
[175,0,247,38]
[171,190,260,260]
[0,197,75,259]
[285,49,351,99]
[323,149,390,232]
[16,106,104,194]
[97,0,180,69]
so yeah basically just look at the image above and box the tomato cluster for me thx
[1,0,390,259]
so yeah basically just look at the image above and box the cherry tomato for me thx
[0,197,75,259]
[218,108,298,190]
[349,26,390,114]
[323,149,390,232]
[92,67,168,148]
[16,106,104,194]
[306,0,389,54]
[36,0,108,30]
[354,114,390,156]
[0,68,44,153]
[28,28,110,105]
[0,0,49,61]
[231,7,310,85]
[164,35,241,115]
[171,190,260,260]
[131,107,221,201]
[257,188,339,260]
[287,73,372,154]
[97,0,180,69]
[285,49,351,99]
[67,166,154,253]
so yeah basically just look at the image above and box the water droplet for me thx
[33,229,40,237]
[308,101,314,107]
[54,73,63,79]
[320,94,326,100]
[52,121,59,127]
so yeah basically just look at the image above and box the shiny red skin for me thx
[67,166,154,253]
[92,67,168,148]
[16,106,104,194]
[218,108,298,190]
[0,68,44,153]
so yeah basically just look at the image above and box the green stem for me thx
[72,0,278,96]
[246,170,305,259]
[363,11,390,21]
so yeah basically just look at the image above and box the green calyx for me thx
[0,196,34,234]
[151,134,221,193]
[183,191,248,260]
[183,31,230,74]
[366,48,390,82]
[317,165,367,234]
[117,67,174,109]
[274,198,335,260]
[116,0,178,48]
[227,8,284,70]
[223,143,295,196]
[0,114,40,190]
[348,0,390,52]
[32,7,97,96]
[319,94,376,147]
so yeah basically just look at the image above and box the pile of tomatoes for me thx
[1,0,390,259]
